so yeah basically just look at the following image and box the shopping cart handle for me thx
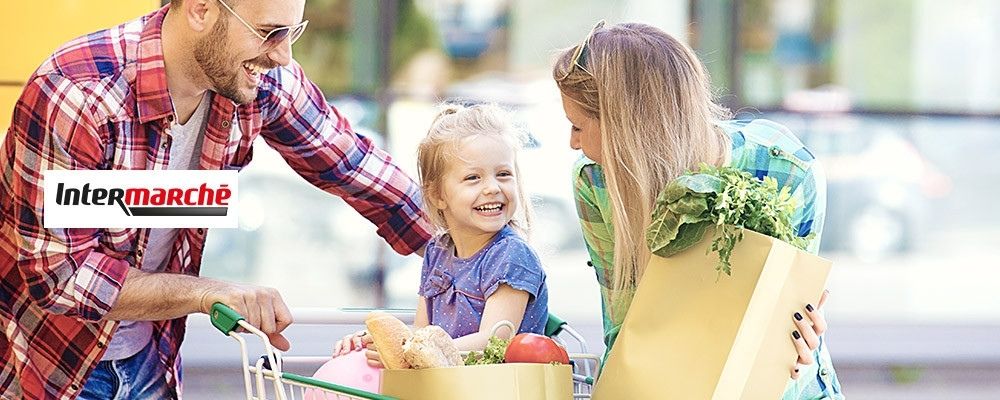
[210,302,244,335]
[292,307,417,324]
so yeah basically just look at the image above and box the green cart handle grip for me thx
[545,313,568,338]
[210,302,244,335]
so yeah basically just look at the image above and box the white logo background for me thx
[43,170,239,228]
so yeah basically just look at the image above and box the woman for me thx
[553,21,843,399]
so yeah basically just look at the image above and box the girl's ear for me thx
[425,184,448,211]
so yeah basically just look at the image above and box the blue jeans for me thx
[79,339,177,400]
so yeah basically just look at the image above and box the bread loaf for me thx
[364,312,412,369]
[402,325,463,369]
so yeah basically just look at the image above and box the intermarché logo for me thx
[54,182,232,217]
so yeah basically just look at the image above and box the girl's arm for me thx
[451,284,529,351]
[414,296,430,328]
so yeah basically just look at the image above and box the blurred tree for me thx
[292,0,351,94]
[392,0,441,77]
[292,0,440,96]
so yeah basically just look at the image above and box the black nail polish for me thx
[806,304,814,312]
[793,330,801,340]
[794,312,803,321]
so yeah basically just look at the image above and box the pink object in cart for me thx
[304,350,382,399]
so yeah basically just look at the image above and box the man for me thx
[0,0,433,398]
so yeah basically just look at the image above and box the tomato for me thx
[503,333,570,364]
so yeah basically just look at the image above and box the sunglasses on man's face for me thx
[558,20,606,81]
[256,21,309,49]
[217,0,309,51]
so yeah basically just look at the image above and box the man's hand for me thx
[789,290,830,379]
[198,282,293,351]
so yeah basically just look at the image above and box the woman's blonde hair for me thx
[416,103,533,237]
[553,22,732,320]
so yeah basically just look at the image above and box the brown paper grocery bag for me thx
[381,363,572,400]
[593,230,831,400]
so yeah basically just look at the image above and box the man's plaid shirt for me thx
[0,6,432,399]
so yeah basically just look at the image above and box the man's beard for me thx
[193,17,254,105]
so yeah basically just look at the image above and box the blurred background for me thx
[4,1,1000,399]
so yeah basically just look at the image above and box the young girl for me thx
[333,104,549,365]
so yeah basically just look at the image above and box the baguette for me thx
[364,312,412,369]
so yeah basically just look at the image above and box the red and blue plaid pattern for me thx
[1,6,432,398]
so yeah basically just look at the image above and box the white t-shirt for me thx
[102,94,210,360]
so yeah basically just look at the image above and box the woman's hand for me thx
[332,330,369,357]
[789,290,830,379]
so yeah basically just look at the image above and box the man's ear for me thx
[182,0,217,33]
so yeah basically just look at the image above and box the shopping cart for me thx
[211,303,601,399]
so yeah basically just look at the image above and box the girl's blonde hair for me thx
[416,103,533,237]
[553,22,732,321]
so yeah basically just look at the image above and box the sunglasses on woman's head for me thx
[217,0,309,51]
[558,20,606,81]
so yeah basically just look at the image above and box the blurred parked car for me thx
[434,0,507,59]
[767,113,951,261]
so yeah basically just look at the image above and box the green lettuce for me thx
[463,336,510,365]
[646,164,812,276]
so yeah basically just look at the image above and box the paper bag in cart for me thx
[381,363,572,400]
[593,229,832,399]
